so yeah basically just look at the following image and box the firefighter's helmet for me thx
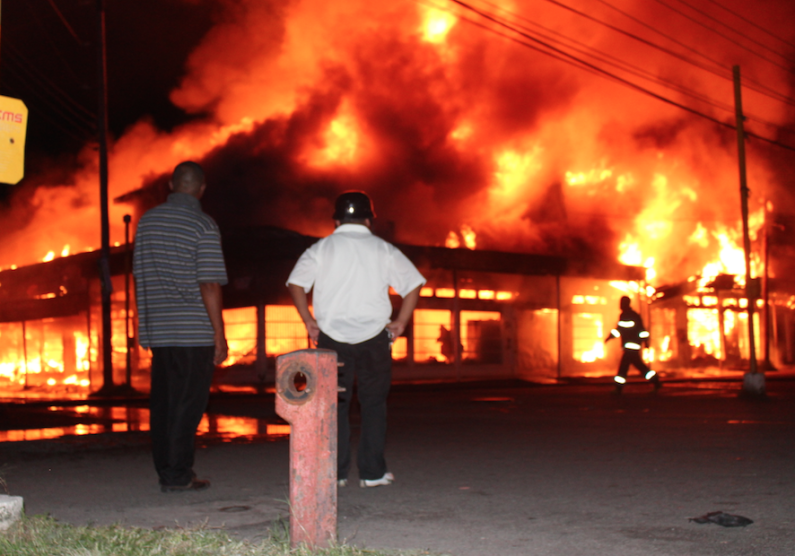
[333,191,375,220]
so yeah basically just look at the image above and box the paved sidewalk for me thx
[1,377,794,555]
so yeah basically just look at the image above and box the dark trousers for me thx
[150,346,215,486]
[617,349,653,380]
[318,329,392,481]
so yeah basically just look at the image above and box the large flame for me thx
[0,0,791,276]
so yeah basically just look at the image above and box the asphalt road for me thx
[1,378,794,556]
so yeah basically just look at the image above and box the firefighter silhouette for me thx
[438,325,454,363]
[605,296,661,393]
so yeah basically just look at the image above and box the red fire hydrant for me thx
[275,349,338,548]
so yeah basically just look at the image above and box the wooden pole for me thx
[733,66,764,395]
[95,0,115,394]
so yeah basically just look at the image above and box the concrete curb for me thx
[0,494,24,531]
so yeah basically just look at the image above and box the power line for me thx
[671,0,794,65]
[4,47,96,135]
[650,0,795,75]
[704,0,795,51]
[4,43,95,123]
[444,0,795,152]
[3,81,93,144]
[45,0,87,46]
[538,0,794,109]
[466,0,791,132]
[495,9,734,112]
[25,0,89,89]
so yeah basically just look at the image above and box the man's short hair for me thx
[338,216,370,225]
[172,161,205,193]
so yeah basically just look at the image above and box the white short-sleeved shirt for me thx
[287,224,426,344]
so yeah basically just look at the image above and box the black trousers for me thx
[150,346,215,486]
[318,329,392,481]
[617,349,652,379]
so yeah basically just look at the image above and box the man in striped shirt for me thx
[133,161,228,492]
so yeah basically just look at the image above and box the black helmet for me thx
[333,191,375,220]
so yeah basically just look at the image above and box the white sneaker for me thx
[359,472,394,488]
[337,479,348,487]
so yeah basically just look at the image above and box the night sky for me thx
[0,0,216,197]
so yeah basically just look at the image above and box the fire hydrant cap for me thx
[276,361,317,405]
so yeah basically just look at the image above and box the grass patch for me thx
[0,515,435,556]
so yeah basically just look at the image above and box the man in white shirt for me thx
[287,191,425,488]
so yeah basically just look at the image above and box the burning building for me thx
[1,0,794,395]
[0,220,646,394]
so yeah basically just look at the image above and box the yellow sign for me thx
[0,96,28,184]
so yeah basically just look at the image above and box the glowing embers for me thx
[445,225,476,249]
[571,295,606,305]
[419,288,516,301]
[40,245,72,264]
[420,7,456,43]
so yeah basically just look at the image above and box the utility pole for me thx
[733,65,765,397]
[94,0,115,395]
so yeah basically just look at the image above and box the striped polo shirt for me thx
[133,192,228,348]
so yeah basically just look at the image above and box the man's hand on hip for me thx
[214,333,228,365]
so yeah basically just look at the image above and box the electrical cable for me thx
[3,83,93,144]
[670,0,794,64]
[4,50,97,135]
[650,0,795,74]
[45,0,88,46]
[535,0,794,108]
[25,0,89,89]
[4,43,96,124]
[703,0,795,51]
[472,2,735,110]
[445,0,795,152]
[459,0,790,131]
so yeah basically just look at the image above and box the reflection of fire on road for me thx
[0,404,291,443]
